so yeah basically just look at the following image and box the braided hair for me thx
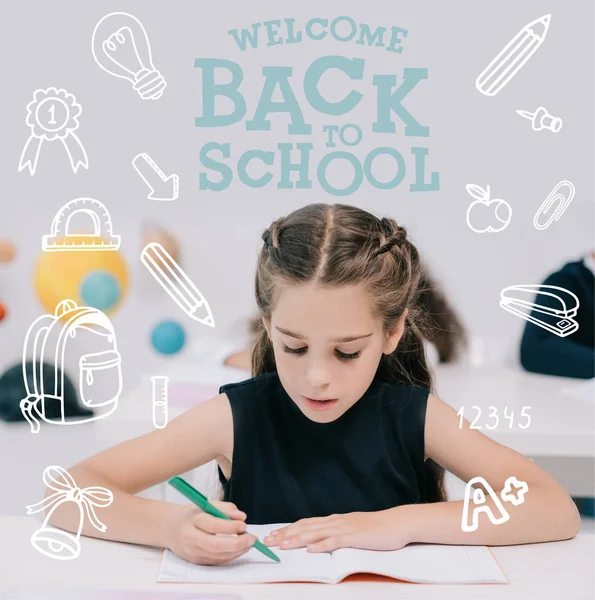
[253,203,446,502]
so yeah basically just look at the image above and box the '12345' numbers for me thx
[457,406,532,430]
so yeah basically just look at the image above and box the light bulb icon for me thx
[92,12,166,100]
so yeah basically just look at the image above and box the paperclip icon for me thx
[533,181,575,231]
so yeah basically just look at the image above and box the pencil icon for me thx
[476,14,551,97]
[141,242,215,327]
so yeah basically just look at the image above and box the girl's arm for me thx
[46,393,233,548]
[401,394,580,545]
[263,394,580,553]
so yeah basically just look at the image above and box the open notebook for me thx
[158,523,507,584]
[2,588,240,600]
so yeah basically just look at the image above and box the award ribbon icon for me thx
[18,87,89,175]
[25,465,113,560]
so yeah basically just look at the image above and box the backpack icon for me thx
[20,299,122,433]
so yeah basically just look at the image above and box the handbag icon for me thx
[20,299,122,433]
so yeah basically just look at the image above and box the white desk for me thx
[1,365,592,516]
[434,365,594,458]
[114,364,595,458]
[1,518,592,599]
[434,366,595,496]
[113,364,595,495]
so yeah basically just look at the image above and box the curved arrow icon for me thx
[132,153,179,201]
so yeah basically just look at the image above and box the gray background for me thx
[0,0,593,390]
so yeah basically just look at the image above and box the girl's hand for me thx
[164,500,257,565]
[263,510,409,553]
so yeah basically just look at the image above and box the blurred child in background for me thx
[520,251,594,380]
[519,250,595,517]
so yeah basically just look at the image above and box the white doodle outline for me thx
[141,242,215,328]
[132,153,179,201]
[516,106,562,133]
[18,87,88,175]
[533,181,575,230]
[476,14,551,97]
[461,476,529,533]
[151,375,169,429]
[501,476,529,506]
[92,12,166,100]
[465,184,512,233]
[20,299,123,433]
[42,198,121,252]
[25,465,113,561]
[499,284,580,337]
[461,476,511,533]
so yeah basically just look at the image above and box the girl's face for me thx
[264,283,406,423]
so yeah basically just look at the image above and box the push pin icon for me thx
[516,106,562,133]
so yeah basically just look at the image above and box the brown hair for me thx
[250,203,446,503]
[417,270,467,363]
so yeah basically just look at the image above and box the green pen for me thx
[168,476,281,563]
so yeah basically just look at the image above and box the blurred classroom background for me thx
[0,0,593,530]
[0,194,593,520]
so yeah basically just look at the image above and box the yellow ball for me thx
[35,237,128,316]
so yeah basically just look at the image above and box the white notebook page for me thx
[158,523,336,584]
[332,544,507,584]
[158,523,507,585]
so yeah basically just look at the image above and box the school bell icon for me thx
[25,465,113,560]
[29,524,81,560]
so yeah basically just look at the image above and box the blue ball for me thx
[80,271,121,311]
[150,320,186,355]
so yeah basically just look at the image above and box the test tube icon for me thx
[151,376,169,429]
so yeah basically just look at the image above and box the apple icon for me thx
[465,184,512,233]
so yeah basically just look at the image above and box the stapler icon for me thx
[500,284,579,337]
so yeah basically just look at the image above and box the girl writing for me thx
[50,203,579,565]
